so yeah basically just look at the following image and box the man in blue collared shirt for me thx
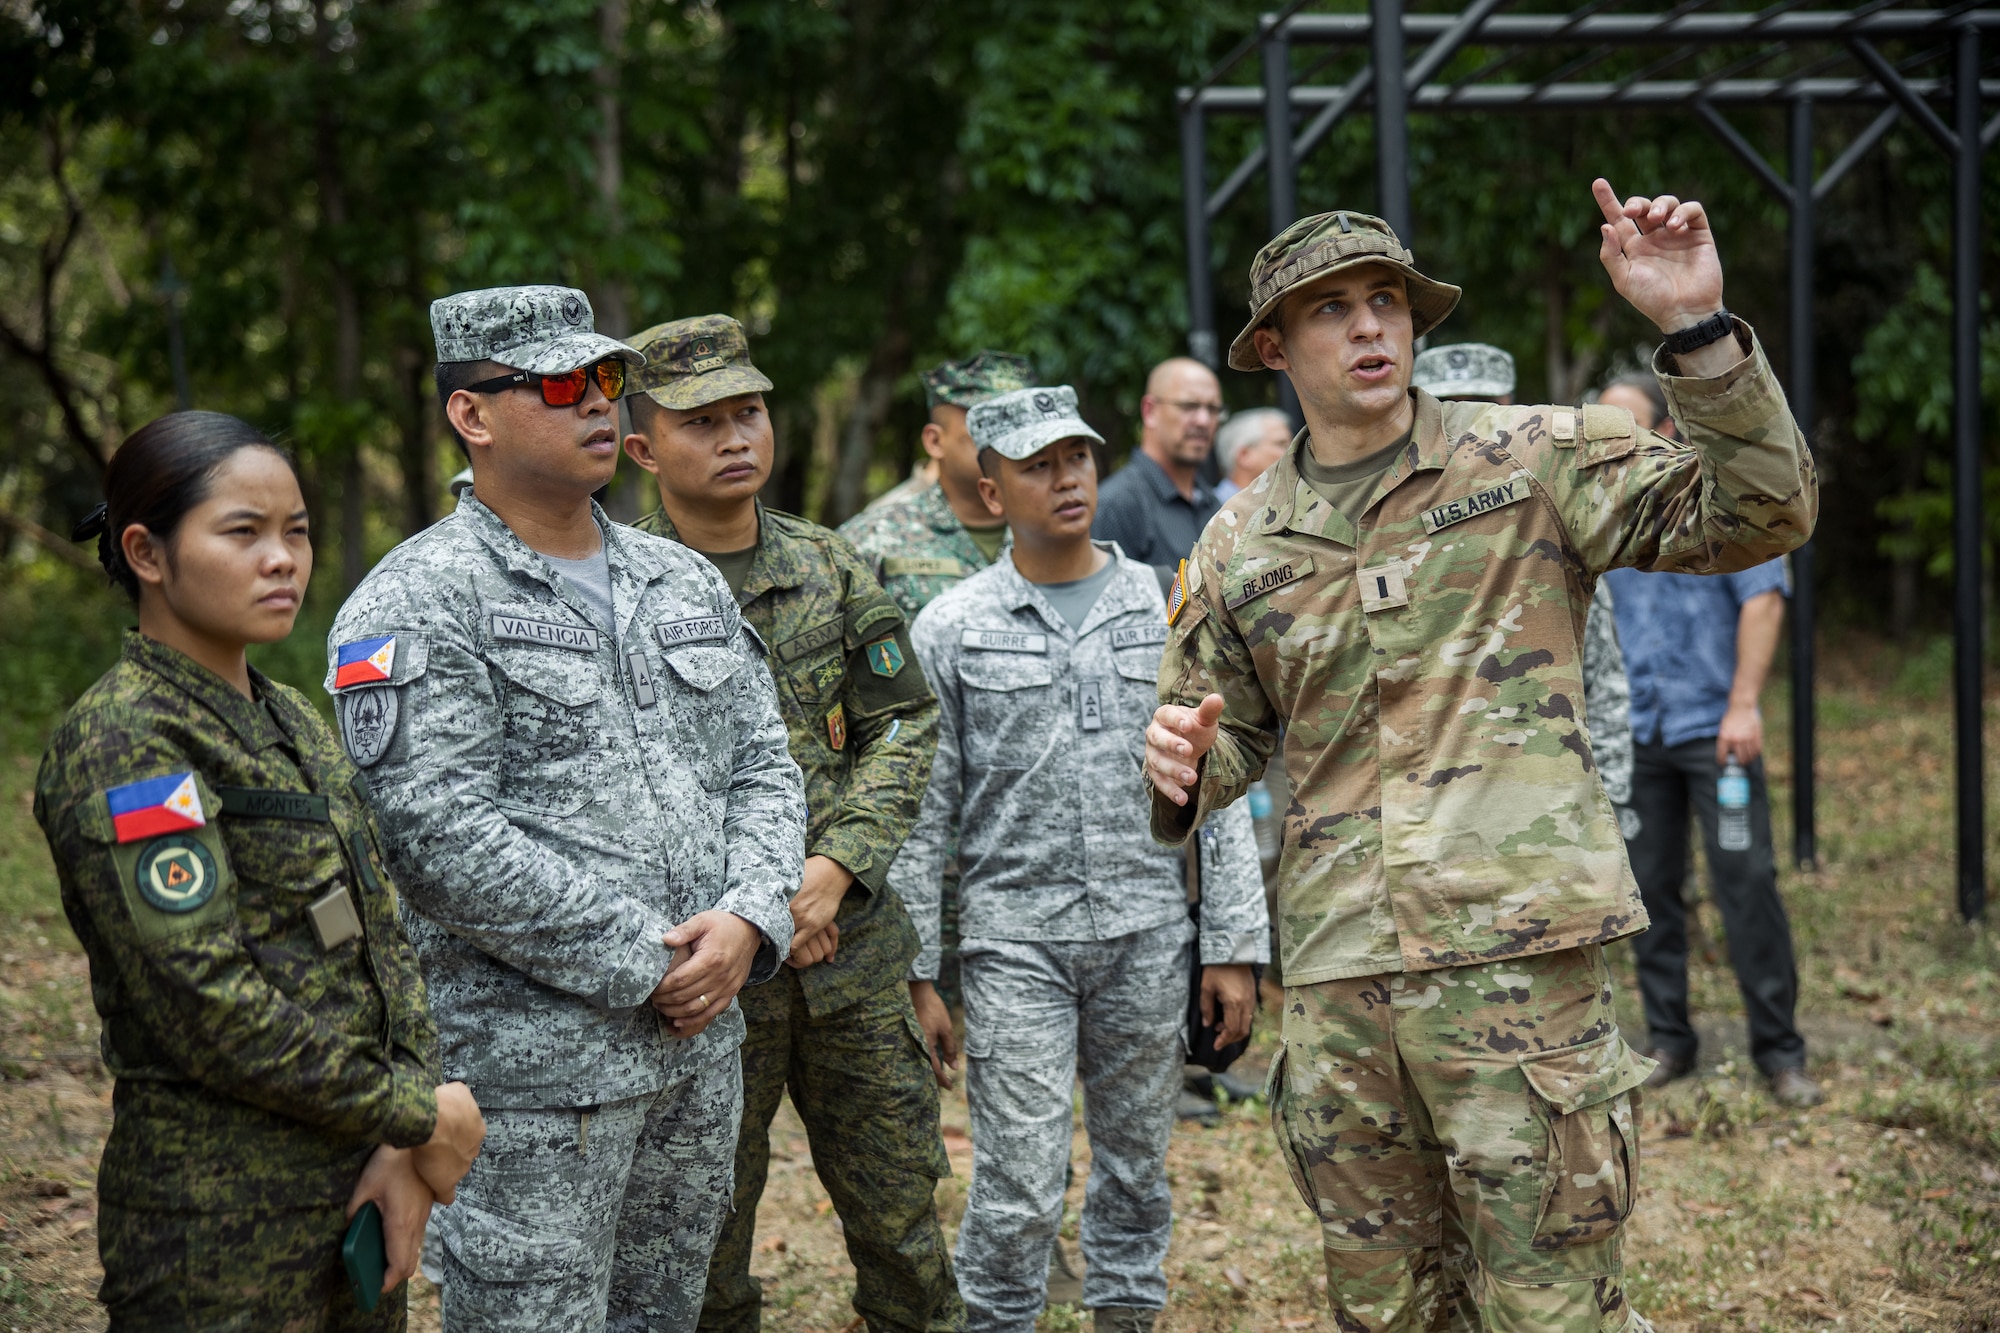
[1600,374,1821,1109]
[1092,358,1222,575]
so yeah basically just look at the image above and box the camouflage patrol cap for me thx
[922,351,1036,411]
[1412,343,1516,401]
[1228,211,1461,372]
[430,285,643,374]
[967,385,1104,462]
[627,314,776,410]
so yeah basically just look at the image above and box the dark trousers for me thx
[700,970,963,1333]
[1623,739,1806,1075]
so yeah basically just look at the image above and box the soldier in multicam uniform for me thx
[1412,342,1635,815]
[36,411,484,1327]
[331,287,806,1332]
[1146,185,1816,1331]
[839,351,1032,1018]
[890,386,1268,1333]
[618,314,964,1333]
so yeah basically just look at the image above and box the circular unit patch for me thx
[135,834,219,914]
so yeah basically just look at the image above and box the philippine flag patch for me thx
[107,772,206,844]
[333,635,397,691]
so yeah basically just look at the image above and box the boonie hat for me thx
[1228,211,1461,372]
[922,351,1036,411]
[968,386,1105,461]
[1412,343,1516,401]
[627,314,776,411]
[430,285,643,374]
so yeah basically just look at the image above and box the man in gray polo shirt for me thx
[889,386,1267,1333]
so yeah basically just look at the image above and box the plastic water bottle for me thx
[1248,780,1281,863]
[1717,755,1752,852]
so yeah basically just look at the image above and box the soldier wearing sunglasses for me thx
[331,285,807,1332]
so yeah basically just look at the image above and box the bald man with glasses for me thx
[1093,358,1226,578]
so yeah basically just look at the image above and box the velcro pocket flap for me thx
[1576,403,1638,468]
[958,655,1055,693]
[1519,1033,1649,1115]
[663,645,747,693]
[1113,652,1162,683]
[435,1195,595,1282]
[488,647,600,707]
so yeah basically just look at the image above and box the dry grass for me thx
[6,635,2000,1332]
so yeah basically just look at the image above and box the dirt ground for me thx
[7,639,2000,1332]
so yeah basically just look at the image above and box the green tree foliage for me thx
[0,0,1994,643]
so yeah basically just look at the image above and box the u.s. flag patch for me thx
[1165,559,1190,627]
[333,635,397,691]
[107,772,206,844]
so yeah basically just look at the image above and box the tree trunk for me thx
[1543,244,1571,405]
[397,341,434,535]
[316,2,367,589]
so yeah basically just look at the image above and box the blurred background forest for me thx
[1,0,1997,638]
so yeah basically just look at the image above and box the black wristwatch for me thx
[1661,309,1735,357]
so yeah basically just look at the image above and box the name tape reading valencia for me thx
[491,614,600,652]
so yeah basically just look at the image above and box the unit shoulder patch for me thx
[134,833,219,914]
[865,637,905,678]
[340,686,400,768]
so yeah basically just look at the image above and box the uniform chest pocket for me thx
[225,819,347,898]
[1112,648,1164,751]
[490,649,603,813]
[782,648,846,707]
[662,645,749,790]
[958,654,1055,770]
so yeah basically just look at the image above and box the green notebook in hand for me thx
[342,1201,385,1312]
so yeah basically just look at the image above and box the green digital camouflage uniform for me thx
[35,632,441,1330]
[838,351,1032,1011]
[628,314,962,1333]
[1154,213,1817,1331]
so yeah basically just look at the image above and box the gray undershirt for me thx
[1035,557,1119,631]
[543,544,616,632]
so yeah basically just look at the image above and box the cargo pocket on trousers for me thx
[1520,1034,1647,1258]
[1264,1048,1321,1220]
[435,1195,596,1283]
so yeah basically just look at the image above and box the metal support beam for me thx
[1279,9,2000,46]
[1262,16,1303,422]
[1179,95,1219,370]
[1372,0,1412,237]
[1813,103,1899,200]
[1847,38,1959,149]
[1191,75,2000,112]
[1693,99,1795,202]
[1952,24,1985,921]
[1263,18,1298,231]
[1789,95,1818,871]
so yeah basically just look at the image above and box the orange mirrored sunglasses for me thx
[464,358,626,407]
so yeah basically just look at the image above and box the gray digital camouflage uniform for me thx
[329,490,805,1333]
[889,543,1266,1332]
[1584,589,1634,810]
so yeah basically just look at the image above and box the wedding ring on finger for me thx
[697,993,709,1009]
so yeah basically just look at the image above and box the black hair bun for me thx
[71,502,108,543]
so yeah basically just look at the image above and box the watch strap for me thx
[1661,309,1735,357]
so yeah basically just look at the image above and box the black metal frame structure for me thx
[1179,2,1998,917]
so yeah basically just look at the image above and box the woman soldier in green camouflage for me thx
[34,412,485,1329]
